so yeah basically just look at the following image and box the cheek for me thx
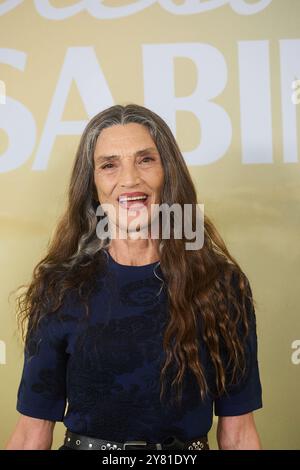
[146,165,164,187]
[94,174,101,194]
[94,173,108,193]
[154,168,164,190]
[94,175,117,203]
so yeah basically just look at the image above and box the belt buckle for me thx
[123,440,162,450]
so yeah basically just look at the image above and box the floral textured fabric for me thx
[17,251,262,442]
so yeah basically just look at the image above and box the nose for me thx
[119,159,141,187]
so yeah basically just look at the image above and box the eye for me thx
[140,156,154,163]
[101,163,115,170]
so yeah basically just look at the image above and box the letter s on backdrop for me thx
[0,48,37,173]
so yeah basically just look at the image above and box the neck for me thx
[107,239,160,266]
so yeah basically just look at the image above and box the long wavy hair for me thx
[16,103,257,406]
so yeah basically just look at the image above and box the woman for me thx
[6,104,262,450]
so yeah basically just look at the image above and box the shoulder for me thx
[25,289,85,349]
[216,264,255,316]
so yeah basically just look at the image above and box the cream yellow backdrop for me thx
[0,0,299,450]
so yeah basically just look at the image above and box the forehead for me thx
[94,123,156,155]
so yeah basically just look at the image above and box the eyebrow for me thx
[95,147,159,164]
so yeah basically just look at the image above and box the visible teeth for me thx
[119,195,148,202]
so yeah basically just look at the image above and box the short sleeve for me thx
[16,313,68,421]
[214,273,263,416]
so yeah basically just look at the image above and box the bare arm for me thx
[217,412,262,450]
[6,415,56,450]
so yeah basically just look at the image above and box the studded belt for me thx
[63,430,209,450]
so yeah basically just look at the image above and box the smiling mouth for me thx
[118,195,148,202]
[118,194,149,209]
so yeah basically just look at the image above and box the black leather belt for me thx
[63,430,209,450]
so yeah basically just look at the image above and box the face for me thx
[93,123,164,238]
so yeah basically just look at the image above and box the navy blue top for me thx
[17,250,262,443]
